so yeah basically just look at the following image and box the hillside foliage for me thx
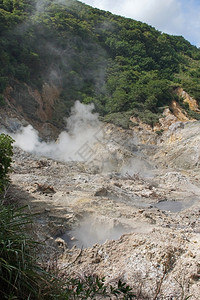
[0,0,200,126]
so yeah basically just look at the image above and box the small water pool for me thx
[154,199,195,213]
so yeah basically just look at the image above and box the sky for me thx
[80,0,200,47]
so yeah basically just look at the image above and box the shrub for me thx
[103,111,133,128]
[0,134,14,193]
[133,109,161,127]
[0,95,5,106]
[61,275,136,299]
[155,129,164,135]
[0,203,46,299]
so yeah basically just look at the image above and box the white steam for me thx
[14,125,40,152]
[13,101,103,162]
[120,157,154,178]
[61,216,131,248]
[1,100,154,176]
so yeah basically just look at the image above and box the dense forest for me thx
[1,0,200,127]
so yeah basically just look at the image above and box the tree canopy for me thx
[0,0,200,126]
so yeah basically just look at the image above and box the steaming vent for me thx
[59,217,131,249]
[2,100,155,176]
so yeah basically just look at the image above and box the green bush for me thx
[0,134,14,193]
[0,95,5,106]
[0,203,47,299]
[61,275,136,299]
[133,109,161,127]
[103,111,133,128]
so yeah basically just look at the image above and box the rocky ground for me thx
[7,120,200,299]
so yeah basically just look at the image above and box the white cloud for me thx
[81,0,200,47]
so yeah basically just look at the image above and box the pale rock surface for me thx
[8,119,200,299]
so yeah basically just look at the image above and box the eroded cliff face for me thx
[154,121,200,169]
[2,81,62,138]
[1,79,200,144]
[176,87,200,112]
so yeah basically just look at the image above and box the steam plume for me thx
[12,101,102,162]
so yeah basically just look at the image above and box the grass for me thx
[0,202,48,299]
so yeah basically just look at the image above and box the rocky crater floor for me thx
[8,121,200,299]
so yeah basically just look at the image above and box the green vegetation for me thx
[0,0,200,126]
[0,203,46,299]
[0,133,46,299]
[176,95,200,121]
[0,134,14,193]
[58,275,135,299]
[103,111,133,129]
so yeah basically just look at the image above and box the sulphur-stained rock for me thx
[170,100,189,121]
[6,118,200,299]
[36,183,56,194]
[2,81,61,138]
[176,87,200,112]
[156,108,178,131]
[35,160,50,168]
[168,121,184,131]
[5,82,60,123]
[155,121,200,169]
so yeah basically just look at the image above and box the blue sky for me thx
[80,0,200,47]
